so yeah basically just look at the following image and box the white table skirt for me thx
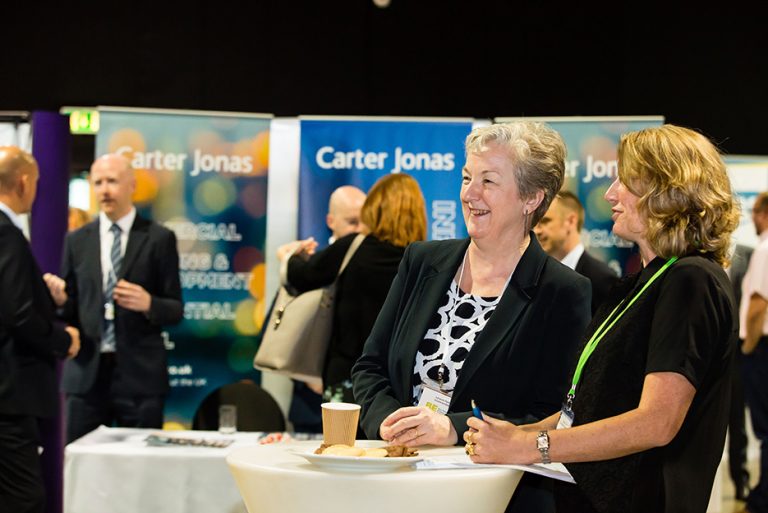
[64,426,282,513]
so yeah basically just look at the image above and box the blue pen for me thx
[471,399,483,419]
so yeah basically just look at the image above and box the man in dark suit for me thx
[0,146,80,513]
[535,190,618,314]
[44,153,183,443]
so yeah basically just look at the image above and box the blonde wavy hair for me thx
[360,173,427,247]
[617,124,739,266]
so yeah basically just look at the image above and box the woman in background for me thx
[68,207,90,232]
[278,173,426,403]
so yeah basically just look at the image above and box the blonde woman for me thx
[466,125,740,513]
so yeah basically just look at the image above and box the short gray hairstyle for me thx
[465,121,566,228]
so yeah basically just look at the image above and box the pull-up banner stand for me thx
[97,107,272,428]
[496,116,664,276]
[298,117,475,244]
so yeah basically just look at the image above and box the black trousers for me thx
[729,344,750,491]
[65,353,164,443]
[743,337,768,513]
[0,414,45,513]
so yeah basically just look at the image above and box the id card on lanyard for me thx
[557,256,678,430]
[417,380,451,414]
[416,247,512,416]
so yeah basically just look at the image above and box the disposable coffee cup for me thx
[219,404,237,434]
[321,402,360,446]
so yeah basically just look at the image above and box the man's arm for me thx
[0,226,73,358]
[114,228,183,325]
[743,292,768,354]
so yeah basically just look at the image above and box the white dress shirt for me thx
[99,208,136,291]
[560,243,585,271]
[740,231,768,338]
[0,200,24,231]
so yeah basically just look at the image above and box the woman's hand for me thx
[277,238,317,262]
[43,273,68,306]
[379,406,458,447]
[464,415,537,464]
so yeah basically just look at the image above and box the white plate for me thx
[297,444,422,472]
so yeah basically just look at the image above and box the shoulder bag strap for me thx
[336,234,366,277]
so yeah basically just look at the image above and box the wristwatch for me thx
[536,430,551,464]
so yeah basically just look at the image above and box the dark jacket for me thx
[351,235,591,512]
[0,210,71,417]
[287,233,405,387]
[59,214,183,396]
[352,234,590,438]
[575,250,619,315]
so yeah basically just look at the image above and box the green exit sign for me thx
[61,108,99,134]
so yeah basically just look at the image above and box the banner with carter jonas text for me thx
[496,116,664,276]
[298,117,474,245]
[97,107,271,428]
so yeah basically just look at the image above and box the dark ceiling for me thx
[3,1,767,155]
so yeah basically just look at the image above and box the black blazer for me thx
[352,234,592,440]
[730,244,753,308]
[287,234,405,387]
[59,214,183,396]
[575,250,619,315]
[0,210,71,418]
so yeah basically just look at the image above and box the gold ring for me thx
[465,443,475,456]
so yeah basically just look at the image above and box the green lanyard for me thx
[566,256,678,408]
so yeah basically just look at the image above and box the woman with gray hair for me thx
[352,121,591,512]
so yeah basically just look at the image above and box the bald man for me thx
[44,154,183,442]
[0,147,80,513]
[535,191,618,314]
[277,184,366,259]
[326,185,366,243]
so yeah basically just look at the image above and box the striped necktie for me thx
[101,223,123,352]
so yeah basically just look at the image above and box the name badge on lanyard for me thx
[557,403,574,430]
[417,380,451,415]
[559,257,679,431]
[104,302,115,321]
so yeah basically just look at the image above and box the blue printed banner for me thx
[298,118,474,244]
[497,117,664,275]
[97,108,271,428]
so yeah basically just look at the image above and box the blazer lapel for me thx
[119,215,149,279]
[450,235,548,403]
[395,239,469,401]
[87,221,103,293]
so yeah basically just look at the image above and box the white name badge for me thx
[417,385,451,415]
[556,405,574,430]
[104,302,115,321]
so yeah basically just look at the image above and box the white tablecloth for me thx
[64,426,278,513]
[227,441,523,513]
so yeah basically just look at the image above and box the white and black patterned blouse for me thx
[411,279,500,404]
